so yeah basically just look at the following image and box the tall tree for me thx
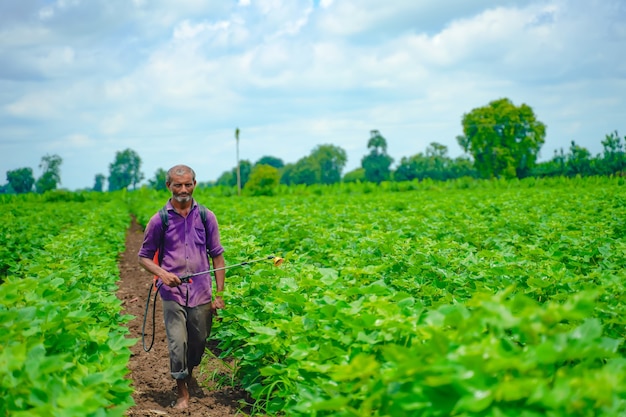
[35,154,62,193]
[93,174,106,192]
[6,167,35,194]
[256,156,285,169]
[362,130,394,183]
[108,148,144,191]
[457,98,546,179]
[310,144,347,184]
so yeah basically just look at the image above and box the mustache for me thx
[173,194,191,202]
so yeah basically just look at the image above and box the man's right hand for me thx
[160,271,182,287]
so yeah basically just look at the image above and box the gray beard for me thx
[173,195,191,203]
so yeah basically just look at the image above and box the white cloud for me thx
[66,133,94,147]
[0,0,624,189]
[173,19,231,40]
[39,6,55,20]
[5,93,59,118]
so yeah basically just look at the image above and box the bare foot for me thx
[173,397,189,409]
[174,379,190,409]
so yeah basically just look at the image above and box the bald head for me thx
[166,165,196,183]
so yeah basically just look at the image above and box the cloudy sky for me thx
[1,0,624,190]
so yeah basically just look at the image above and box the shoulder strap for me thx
[198,204,207,224]
[197,204,211,255]
[157,206,168,266]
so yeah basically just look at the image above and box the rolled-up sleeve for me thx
[138,214,162,260]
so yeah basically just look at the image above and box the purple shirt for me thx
[138,200,224,308]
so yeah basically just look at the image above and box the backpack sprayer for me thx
[142,255,284,352]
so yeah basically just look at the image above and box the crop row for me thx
[169,177,626,416]
[0,197,134,416]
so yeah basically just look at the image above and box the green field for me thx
[2,177,626,416]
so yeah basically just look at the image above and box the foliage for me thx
[108,148,144,191]
[0,195,135,416]
[148,168,168,191]
[35,172,58,194]
[343,168,366,183]
[0,199,100,280]
[245,164,281,196]
[35,154,63,193]
[394,142,478,182]
[157,177,626,416]
[93,173,106,192]
[566,141,594,176]
[310,144,348,184]
[362,130,393,183]
[6,167,35,194]
[281,157,320,186]
[533,131,626,179]
[256,156,285,169]
[217,160,252,188]
[281,145,348,186]
[600,130,626,175]
[458,98,546,179]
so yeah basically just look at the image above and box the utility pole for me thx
[235,127,241,196]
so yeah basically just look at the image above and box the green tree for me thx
[566,141,594,177]
[448,156,479,179]
[255,156,284,169]
[310,144,347,184]
[216,160,252,188]
[342,168,365,183]
[600,130,626,175]
[395,143,478,182]
[35,154,63,193]
[6,167,35,194]
[215,159,252,187]
[362,130,394,183]
[457,98,546,179]
[148,168,168,191]
[216,170,236,187]
[240,160,252,187]
[532,149,567,177]
[93,174,106,192]
[108,148,144,191]
[245,164,280,196]
[280,157,319,185]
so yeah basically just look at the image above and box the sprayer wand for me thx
[179,255,284,282]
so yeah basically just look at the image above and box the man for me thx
[138,164,225,409]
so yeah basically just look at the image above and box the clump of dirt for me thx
[117,218,250,416]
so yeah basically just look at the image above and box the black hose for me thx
[142,281,162,352]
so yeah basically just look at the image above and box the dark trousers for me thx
[162,300,213,380]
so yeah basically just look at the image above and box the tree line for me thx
[0,148,144,194]
[2,97,624,195]
[215,98,624,194]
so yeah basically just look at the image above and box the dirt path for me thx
[117,218,249,417]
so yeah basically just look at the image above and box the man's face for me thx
[167,172,196,203]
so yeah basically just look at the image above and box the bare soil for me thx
[117,217,250,417]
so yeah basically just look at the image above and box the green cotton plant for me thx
[128,178,626,416]
[0,199,135,417]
